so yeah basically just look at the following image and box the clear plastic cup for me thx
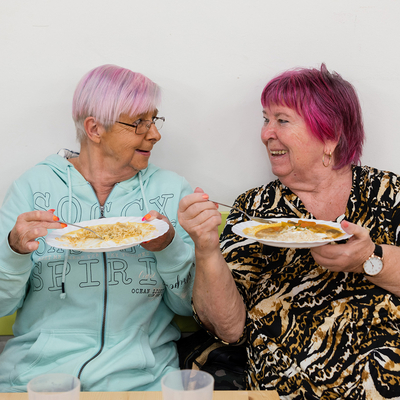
[27,373,80,400]
[161,370,214,400]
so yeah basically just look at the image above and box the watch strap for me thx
[374,244,383,259]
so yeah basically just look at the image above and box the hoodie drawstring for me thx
[60,165,73,300]
[139,171,150,214]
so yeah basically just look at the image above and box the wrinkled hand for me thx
[178,187,221,253]
[140,210,175,252]
[311,220,375,273]
[8,210,66,254]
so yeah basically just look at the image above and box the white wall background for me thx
[1,0,400,207]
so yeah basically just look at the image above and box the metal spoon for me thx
[59,221,104,239]
[209,200,273,224]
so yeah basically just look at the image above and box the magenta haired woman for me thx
[179,64,400,398]
[0,65,194,392]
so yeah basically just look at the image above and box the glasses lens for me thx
[154,118,164,130]
[135,121,149,134]
[135,118,164,134]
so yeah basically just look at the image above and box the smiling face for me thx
[261,104,329,186]
[99,110,161,177]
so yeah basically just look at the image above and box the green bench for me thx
[0,211,230,337]
[0,314,16,336]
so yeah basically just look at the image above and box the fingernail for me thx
[60,223,67,228]
[202,194,209,199]
[53,215,59,222]
[142,241,149,244]
[142,214,151,221]
[48,209,55,213]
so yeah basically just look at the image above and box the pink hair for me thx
[72,64,161,141]
[261,64,364,169]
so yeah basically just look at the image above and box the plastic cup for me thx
[27,373,80,400]
[161,370,214,400]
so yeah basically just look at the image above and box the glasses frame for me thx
[117,116,165,134]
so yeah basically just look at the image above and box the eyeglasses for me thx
[116,116,165,134]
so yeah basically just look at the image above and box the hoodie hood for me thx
[37,152,161,198]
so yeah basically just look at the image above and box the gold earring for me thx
[322,152,332,167]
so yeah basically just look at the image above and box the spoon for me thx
[209,200,274,224]
[59,221,104,240]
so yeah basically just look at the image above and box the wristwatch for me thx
[363,244,384,276]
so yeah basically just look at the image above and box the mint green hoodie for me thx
[0,153,195,392]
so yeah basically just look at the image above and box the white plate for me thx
[232,218,352,248]
[46,216,169,252]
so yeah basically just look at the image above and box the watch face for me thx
[364,257,383,276]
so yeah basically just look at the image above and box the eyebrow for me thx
[275,112,291,118]
[135,109,159,120]
[262,110,292,118]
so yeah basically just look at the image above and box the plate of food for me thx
[46,216,169,252]
[232,218,352,248]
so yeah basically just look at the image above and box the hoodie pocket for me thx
[92,326,153,373]
[9,329,97,386]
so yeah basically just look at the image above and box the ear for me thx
[324,138,339,155]
[83,117,102,144]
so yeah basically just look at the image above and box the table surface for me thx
[2,390,280,400]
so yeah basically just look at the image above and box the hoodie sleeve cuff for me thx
[155,232,194,273]
[0,236,32,275]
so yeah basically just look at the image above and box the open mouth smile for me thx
[270,150,287,156]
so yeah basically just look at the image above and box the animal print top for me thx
[220,165,400,399]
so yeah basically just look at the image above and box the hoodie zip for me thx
[62,167,149,382]
[77,205,108,381]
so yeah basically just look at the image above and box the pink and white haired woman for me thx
[0,65,194,392]
[178,64,400,398]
